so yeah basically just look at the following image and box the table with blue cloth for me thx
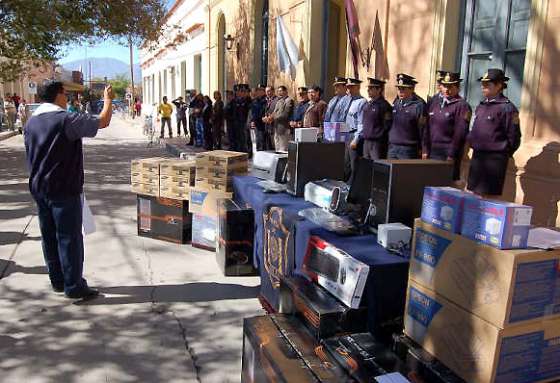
[232,175,409,338]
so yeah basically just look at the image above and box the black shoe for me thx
[65,287,99,299]
[51,283,64,293]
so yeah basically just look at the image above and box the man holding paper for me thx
[24,80,114,299]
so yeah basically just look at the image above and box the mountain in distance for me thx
[62,57,141,82]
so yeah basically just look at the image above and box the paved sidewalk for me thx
[0,116,262,383]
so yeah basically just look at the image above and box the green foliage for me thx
[107,74,130,99]
[0,0,166,81]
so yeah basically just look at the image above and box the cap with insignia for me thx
[478,68,509,82]
[367,77,386,87]
[440,71,463,85]
[297,86,308,92]
[346,78,362,86]
[435,69,446,83]
[333,76,347,85]
[395,73,417,88]
[238,84,250,91]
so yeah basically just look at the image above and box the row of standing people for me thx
[326,69,520,197]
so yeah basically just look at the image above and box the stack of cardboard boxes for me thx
[189,151,248,250]
[405,187,560,383]
[131,157,196,244]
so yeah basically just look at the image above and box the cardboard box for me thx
[188,188,232,216]
[131,172,159,186]
[159,175,194,189]
[461,198,533,249]
[421,187,474,233]
[159,159,196,179]
[410,219,560,327]
[191,213,217,251]
[195,178,235,193]
[130,157,163,175]
[131,182,159,197]
[159,185,190,200]
[196,150,248,168]
[404,280,560,383]
[137,194,192,244]
[216,199,256,276]
[323,122,351,142]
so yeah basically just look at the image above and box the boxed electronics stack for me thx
[131,157,195,244]
[403,186,560,383]
[190,150,248,251]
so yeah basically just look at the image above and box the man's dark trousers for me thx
[35,194,86,295]
[177,117,187,136]
[160,117,172,138]
[188,115,196,145]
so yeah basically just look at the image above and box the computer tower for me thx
[286,142,345,196]
[369,160,453,228]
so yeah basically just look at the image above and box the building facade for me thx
[143,0,559,226]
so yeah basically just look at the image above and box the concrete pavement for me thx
[0,115,263,383]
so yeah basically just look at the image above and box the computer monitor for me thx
[347,158,375,224]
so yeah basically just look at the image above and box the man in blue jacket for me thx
[25,81,114,299]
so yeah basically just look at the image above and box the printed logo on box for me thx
[190,190,208,205]
[414,229,452,267]
[408,287,442,327]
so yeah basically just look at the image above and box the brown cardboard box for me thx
[159,175,194,189]
[409,219,560,328]
[130,157,164,175]
[131,172,159,186]
[159,159,196,180]
[188,187,232,216]
[195,150,248,168]
[159,185,190,200]
[404,280,560,383]
[131,182,159,197]
[195,178,235,193]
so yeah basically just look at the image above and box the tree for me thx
[0,0,166,82]
[107,74,130,100]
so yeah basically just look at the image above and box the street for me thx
[0,116,262,383]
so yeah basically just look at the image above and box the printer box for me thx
[404,280,560,383]
[188,187,232,216]
[137,194,192,244]
[323,122,352,143]
[461,198,532,249]
[191,213,217,251]
[421,187,474,233]
[410,219,560,327]
[295,128,319,142]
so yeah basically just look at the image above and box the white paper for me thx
[81,194,96,236]
[528,227,560,249]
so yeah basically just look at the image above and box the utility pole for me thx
[129,35,135,116]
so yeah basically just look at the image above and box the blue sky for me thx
[58,0,175,64]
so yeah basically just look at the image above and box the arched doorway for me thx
[217,13,226,94]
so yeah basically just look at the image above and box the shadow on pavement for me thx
[0,258,48,279]
[83,282,260,305]
[0,231,41,246]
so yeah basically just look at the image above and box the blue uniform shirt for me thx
[25,103,99,198]
[324,94,352,123]
[291,100,310,124]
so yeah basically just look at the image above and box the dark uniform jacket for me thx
[389,94,429,153]
[233,96,251,128]
[212,100,224,128]
[290,100,309,126]
[362,96,392,140]
[250,96,267,131]
[468,94,521,155]
[427,95,471,158]
[426,92,443,111]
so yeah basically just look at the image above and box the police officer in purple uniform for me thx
[426,71,471,180]
[360,77,392,160]
[467,68,521,196]
[388,73,429,159]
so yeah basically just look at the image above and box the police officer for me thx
[324,76,351,124]
[232,84,252,154]
[223,89,235,150]
[427,71,471,180]
[346,78,367,182]
[388,73,428,159]
[290,87,309,129]
[427,69,446,110]
[360,77,392,160]
[467,69,521,196]
[250,84,268,151]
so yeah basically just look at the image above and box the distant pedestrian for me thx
[134,98,142,117]
[5,98,16,131]
[223,90,235,149]
[24,81,114,299]
[172,96,188,137]
[12,93,21,111]
[186,90,198,145]
[189,93,205,147]
[18,99,28,128]
[212,91,224,150]
[158,96,173,139]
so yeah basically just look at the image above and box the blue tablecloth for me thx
[233,176,314,268]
